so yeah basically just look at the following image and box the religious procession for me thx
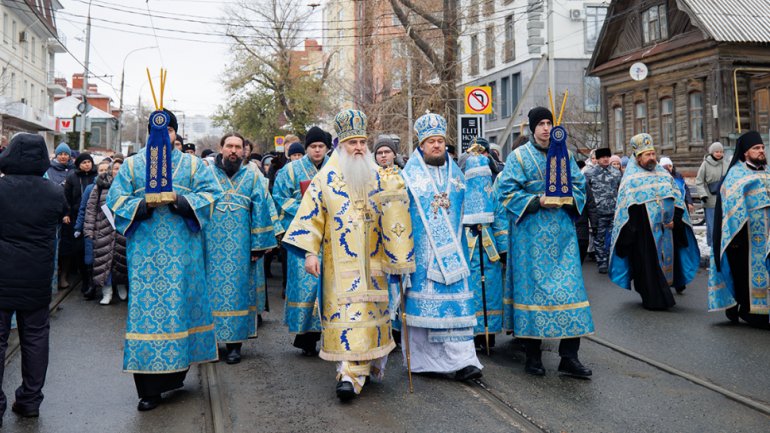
[1,1,770,432]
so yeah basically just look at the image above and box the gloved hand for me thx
[74,231,81,238]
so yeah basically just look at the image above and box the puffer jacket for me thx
[695,154,729,208]
[83,174,128,287]
[45,159,73,186]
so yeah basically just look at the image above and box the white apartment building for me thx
[322,0,359,110]
[459,0,607,152]
[0,0,66,150]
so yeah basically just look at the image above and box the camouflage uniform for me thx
[586,164,622,272]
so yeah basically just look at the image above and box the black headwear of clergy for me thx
[305,126,330,149]
[712,130,764,265]
[528,107,553,133]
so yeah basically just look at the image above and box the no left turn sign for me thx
[464,86,492,114]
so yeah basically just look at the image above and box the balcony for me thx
[47,72,66,95]
[0,96,56,131]
[47,34,66,54]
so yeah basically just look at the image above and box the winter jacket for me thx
[670,171,694,206]
[45,159,74,186]
[0,134,68,311]
[63,165,97,220]
[585,164,622,223]
[695,154,729,208]
[75,183,95,233]
[84,174,128,287]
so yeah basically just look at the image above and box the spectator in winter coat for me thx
[74,160,111,300]
[84,161,128,305]
[62,153,98,292]
[660,157,694,214]
[0,133,67,421]
[45,143,74,186]
[695,142,729,247]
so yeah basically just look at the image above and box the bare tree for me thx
[222,0,333,136]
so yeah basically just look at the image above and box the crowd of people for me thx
[0,102,767,422]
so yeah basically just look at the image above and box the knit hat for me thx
[305,126,330,148]
[74,152,94,168]
[630,133,655,156]
[55,142,72,157]
[528,107,553,133]
[374,135,397,155]
[595,147,612,159]
[201,149,214,158]
[609,155,621,165]
[288,141,305,157]
[472,137,490,152]
[112,153,125,163]
[621,156,629,168]
[708,142,724,154]
[414,113,447,145]
[659,156,673,167]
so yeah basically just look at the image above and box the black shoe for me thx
[225,345,242,364]
[524,357,545,376]
[257,314,263,327]
[454,365,483,381]
[558,357,592,378]
[336,381,356,402]
[725,306,739,323]
[137,396,161,411]
[11,403,39,418]
[597,266,608,274]
[675,285,686,294]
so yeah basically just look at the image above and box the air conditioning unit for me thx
[570,9,583,21]
[18,31,28,43]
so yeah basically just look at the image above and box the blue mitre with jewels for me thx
[333,109,368,142]
[414,112,447,144]
[462,140,495,225]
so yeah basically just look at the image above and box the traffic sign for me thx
[274,135,285,151]
[458,114,484,153]
[464,86,492,114]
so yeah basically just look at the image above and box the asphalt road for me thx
[1,262,768,432]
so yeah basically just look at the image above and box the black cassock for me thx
[615,205,687,310]
[725,227,770,328]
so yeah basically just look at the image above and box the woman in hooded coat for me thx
[62,152,98,291]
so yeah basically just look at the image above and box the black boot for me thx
[558,357,592,378]
[225,343,242,364]
[137,395,162,411]
[455,365,483,381]
[82,266,96,300]
[524,356,545,376]
[336,381,356,402]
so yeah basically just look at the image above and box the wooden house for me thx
[588,0,770,172]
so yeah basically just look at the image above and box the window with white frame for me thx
[642,4,668,44]
[485,25,495,70]
[660,97,675,148]
[584,77,600,112]
[634,101,647,134]
[504,15,514,63]
[585,6,607,52]
[689,91,704,142]
[614,106,624,151]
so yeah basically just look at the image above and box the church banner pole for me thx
[478,225,490,356]
[399,276,414,393]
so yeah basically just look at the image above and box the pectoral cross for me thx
[353,198,374,290]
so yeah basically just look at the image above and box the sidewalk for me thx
[0,292,210,433]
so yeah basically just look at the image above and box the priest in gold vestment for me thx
[283,109,415,402]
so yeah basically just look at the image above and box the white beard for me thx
[338,147,377,198]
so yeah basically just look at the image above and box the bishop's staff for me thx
[477,224,490,356]
[378,166,417,394]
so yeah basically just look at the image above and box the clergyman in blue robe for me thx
[204,133,278,364]
[609,133,699,310]
[708,130,770,328]
[273,127,331,355]
[497,107,594,378]
[106,110,221,411]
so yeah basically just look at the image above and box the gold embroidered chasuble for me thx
[283,152,404,361]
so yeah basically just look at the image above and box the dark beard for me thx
[217,154,243,177]
[424,153,446,166]
[642,161,657,171]
[747,155,767,168]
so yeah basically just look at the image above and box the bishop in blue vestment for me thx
[497,107,594,378]
[403,113,483,381]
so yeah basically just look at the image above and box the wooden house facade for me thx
[588,0,770,172]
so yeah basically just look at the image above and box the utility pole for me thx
[78,5,92,151]
[547,0,555,94]
[406,54,413,153]
[134,94,141,153]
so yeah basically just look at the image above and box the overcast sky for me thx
[56,0,323,117]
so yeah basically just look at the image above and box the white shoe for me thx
[99,286,112,305]
[116,285,128,301]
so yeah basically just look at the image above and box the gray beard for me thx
[424,153,446,166]
[338,149,377,197]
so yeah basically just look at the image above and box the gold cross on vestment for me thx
[352,198,373,290]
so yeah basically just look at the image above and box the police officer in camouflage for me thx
[585,148,622,273]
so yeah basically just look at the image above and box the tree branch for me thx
[396,0,443,29]
[389,0,443,76]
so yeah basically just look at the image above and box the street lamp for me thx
[118,45,157,152]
